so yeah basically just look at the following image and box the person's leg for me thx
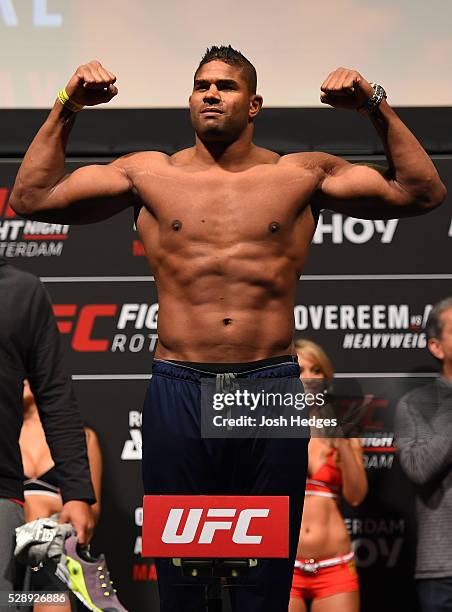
[228,436,309,612]
[223,364,309,612]
[289,567,308,612]
[33,600,71,612]
[417,578,452,612]
[306,556,360,612]
[0,499,24,612]
[311,591,360,612]
[142,367,225,612]
[289,597,308,612]
[31,563,71,612]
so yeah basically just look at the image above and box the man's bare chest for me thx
[133,165,317,235]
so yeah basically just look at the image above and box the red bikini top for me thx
[306,447,342,499]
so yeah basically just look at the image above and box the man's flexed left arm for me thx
[310,68,446,219]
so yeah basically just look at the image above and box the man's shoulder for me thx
[0,260,43,291]
[280,151,341,172]
[114,150,171,171]
[0,263,49,322]
[123,148,205,171]
[398,380,441,410]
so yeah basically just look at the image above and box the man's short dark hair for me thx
[195,45,257,94]
[426,296,452,340]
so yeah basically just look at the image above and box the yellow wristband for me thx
[57,89,83,113]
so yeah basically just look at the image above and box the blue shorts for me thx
[142,356,309,612]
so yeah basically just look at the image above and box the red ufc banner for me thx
[142,495,289,558]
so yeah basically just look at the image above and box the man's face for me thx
[189,60,259,142]
[428,307,452,368]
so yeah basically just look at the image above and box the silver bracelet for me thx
[357,83,387,114]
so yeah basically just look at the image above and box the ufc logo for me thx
[53,304,117,351]
[162,508,269,544]
[142,495,288,558]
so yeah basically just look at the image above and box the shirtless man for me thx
[10,46,445,612]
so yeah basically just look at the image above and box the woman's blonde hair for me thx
[294,338,334,379]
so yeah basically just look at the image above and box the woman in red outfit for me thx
[289,339,368,612]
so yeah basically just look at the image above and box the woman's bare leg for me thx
[289,595,308,612]
[311,590,359,612]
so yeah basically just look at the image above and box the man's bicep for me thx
[41,162,134,224]
[315,161,414,220]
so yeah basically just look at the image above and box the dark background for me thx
[1,106,451,611]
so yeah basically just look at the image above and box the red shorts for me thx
[290,557,359,601]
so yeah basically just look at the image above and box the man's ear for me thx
[249,95,263,119]
[428,337,444,361]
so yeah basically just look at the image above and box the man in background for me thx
[0,257,95,609]
[396,297,452,612]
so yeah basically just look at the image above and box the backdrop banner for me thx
[2,156,450,612]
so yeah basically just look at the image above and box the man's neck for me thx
[193,132,258,170]
[442,363,452,380]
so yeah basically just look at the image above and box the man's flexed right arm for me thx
[10,61,134,224]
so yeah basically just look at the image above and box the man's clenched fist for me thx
[65,60,118,107]
[320,68,375,110]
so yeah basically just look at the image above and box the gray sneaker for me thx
[55,535,128,612]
